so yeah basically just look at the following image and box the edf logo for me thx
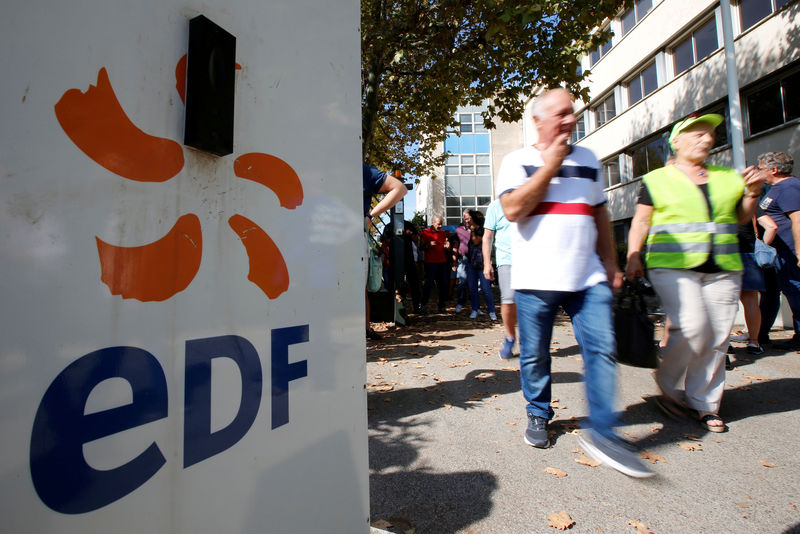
[30,327,309,514]
[30,43,312,514]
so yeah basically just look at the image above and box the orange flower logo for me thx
[54,59,302,302]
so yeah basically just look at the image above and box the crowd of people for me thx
[373,209,499,320]
[365,87,799,480]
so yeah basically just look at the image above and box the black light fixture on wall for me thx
[184,15,236,156]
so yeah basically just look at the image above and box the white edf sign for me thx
[0,1,368,533]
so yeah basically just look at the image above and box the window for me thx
[602,158,621,188]
[593,95,616,128]
[589,29,614,66]
[621,0,653,35]
[572,113,586,143]
[628,137,668,178]
[628,62,658,106]
[740,0,792,31]
[746,68,800,135]
[672,17,719,75]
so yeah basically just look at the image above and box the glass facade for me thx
[443,110,492,226]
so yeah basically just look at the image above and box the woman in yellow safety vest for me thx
[625,113,765,433]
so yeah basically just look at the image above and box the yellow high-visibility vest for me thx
[643,165,744,271]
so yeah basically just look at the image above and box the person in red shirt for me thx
[420,215,450,313]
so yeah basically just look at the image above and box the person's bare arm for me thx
[500,133,570,221]
[368,174,406,220]
[482,228,496,281]
[594,206,622,290]
[789,211,800,267]
[625,204,654,280]
[758,214,778,245]
[736,166,766,224]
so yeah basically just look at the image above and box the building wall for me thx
[419,1,800,231]
[576,0,800,222]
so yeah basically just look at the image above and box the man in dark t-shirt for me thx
[363,164,406,339]
[757,151,800,349]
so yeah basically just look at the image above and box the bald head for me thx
[532,88,576,147]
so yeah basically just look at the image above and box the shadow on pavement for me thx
[369,409,498,533]
[369,468,497,534]
[621,377,800,447]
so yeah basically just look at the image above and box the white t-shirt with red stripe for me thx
[496,144,607,292]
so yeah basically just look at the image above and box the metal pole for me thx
[719,0,746,172]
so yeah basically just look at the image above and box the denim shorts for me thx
[741,252,765,292]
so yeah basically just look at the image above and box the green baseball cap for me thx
[668,113,723,151]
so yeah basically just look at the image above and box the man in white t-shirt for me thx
[497,88,651,478]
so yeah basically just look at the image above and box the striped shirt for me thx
[496,145,607,292]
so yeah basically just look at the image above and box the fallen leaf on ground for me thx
[468,395,484,401]
[760,460,776,468]
[474,371,496,380]
[373,384,394,392]
[547,511,575,530]
[640,450,666,464]
[683,433,702,441]
[448,360,472,368]
[575,455,601,467]
[742,374,769,380]
[500,366,518,371]
[736,502,751,508]
[678,441,702,451]
[371,519,392,529]
[545,467,568,478]
[506,421,517,426]
[628,519,650,533]
[443,403,452,409]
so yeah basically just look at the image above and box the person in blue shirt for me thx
[758,152,800,350]
[363,164,407,339]
[482,198,516,358]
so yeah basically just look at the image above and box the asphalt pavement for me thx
[367,305,800,534]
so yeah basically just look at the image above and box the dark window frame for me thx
[671,16,719,76]
[743,64,800,136]
[627,61,658,106]
[593,94,617,128]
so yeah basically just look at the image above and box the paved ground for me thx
[367,304,800,534]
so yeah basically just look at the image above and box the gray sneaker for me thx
[524,414,549,448]
[578,433,654,478]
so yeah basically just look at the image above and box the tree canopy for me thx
[362,0,631,178]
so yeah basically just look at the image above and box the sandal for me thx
[698,413,728,433]
[652,395,688,421]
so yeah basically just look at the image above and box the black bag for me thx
[613,279,659,369]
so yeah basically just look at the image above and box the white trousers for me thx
[648,268,742,414]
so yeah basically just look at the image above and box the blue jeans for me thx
[466,262,495,314]
[456,257,468,305]
[774,249,800,334]
[515,283,619,440]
